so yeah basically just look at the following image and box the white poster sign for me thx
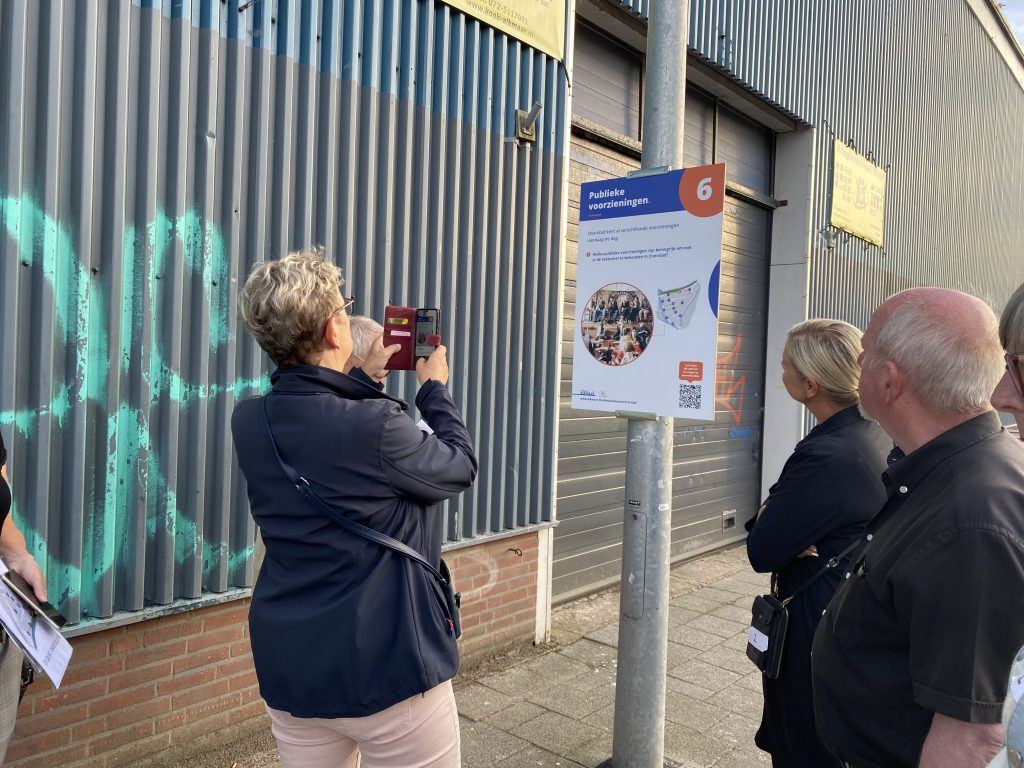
[0,560,72,688]
[572,165,725,420]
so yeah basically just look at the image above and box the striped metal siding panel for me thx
[573,23,643,140]
[620,0,1024,319]
[0,0,567,626]
[617,1,648,20]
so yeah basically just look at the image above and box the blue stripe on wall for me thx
[129,0,568,154]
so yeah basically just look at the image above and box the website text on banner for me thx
[437,0,566,60]
[572,165,726,420]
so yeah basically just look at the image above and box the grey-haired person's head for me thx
[859,288,1003,426]
[348,316,384,362]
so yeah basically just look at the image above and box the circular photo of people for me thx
[580,283,654,367]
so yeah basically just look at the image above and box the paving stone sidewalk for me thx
[172,544,769,768]
[458,545,770,768]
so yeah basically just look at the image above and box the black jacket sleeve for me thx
[379,380,477,503]
[349,367,385,391]
[746,438,850,573]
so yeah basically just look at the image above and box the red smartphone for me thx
[384,306,441,370]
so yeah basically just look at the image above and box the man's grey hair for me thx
[873,294,1003,414]
[999,282,1024,352]
[349,315,383,360]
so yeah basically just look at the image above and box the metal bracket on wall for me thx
[515,102,543,142]
[614,410,659,421]
[626,165,673,178]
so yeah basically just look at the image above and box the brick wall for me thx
[449,531,540,659]
[6,600,265,768]
[5,529,541,767]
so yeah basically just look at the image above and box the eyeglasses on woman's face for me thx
[324,296,355,335]
[330,296,355,319]
[1006,352,1024,398]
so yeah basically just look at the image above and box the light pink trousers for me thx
[266,680,461,768]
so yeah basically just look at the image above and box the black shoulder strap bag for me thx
[259,396,462,638]
[746,537,861,679]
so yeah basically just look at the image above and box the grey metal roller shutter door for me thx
[556,92,774,602]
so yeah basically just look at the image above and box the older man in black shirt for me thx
[812,288,1024,768]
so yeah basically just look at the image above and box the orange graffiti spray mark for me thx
[716,335,746,425]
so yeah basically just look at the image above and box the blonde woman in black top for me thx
[0,431,47,763]
[746,320,890,768]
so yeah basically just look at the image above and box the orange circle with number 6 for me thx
[678,164,725,217]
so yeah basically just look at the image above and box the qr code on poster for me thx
[678,384,702,410]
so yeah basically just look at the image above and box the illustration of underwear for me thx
[657,280,701,330]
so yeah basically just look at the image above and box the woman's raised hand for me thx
[416,346,449,386]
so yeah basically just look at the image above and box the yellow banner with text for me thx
[438,0,566,60]
[830,140,887,247]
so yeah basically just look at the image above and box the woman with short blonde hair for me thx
[232,247,476,768]
[745,317,891,768]
[239,246,352,369]
[783,319,863,406]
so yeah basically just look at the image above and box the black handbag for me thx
[259,396,462,638]
[19,658,33,703]
[746,538,861,678]
[0,629,35,704]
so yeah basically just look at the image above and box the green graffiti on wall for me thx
[0,193,267,617]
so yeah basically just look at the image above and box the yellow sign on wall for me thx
[438,0,566,60]
[830,140,887,247]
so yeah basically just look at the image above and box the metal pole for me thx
[612,1,689,766]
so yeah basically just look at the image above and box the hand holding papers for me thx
[0,559,72,688]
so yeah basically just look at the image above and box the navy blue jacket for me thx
[746,405,890,767]
[231,365,477,718]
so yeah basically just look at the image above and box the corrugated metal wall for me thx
[553,0,1023,599]
[573,23,642,140]
[616,1,648,20]
[615,0,1024,320]
[0,0,567,627]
